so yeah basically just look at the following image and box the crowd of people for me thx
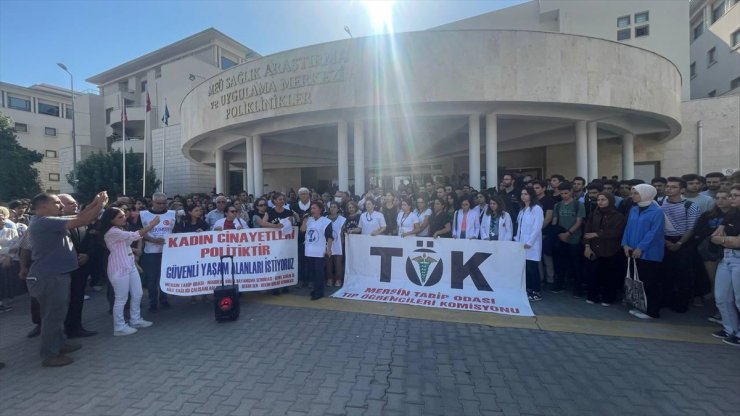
[1,170,740,367]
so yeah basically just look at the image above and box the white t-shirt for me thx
[140,210,176,254]
[359,211,386,235]
[305,216,332,258]
[414,208,432,237]
[328,215,346,256]
[396,211,420,236]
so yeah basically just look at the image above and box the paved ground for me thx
[1,286,739,416]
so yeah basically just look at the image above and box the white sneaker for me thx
[628,309,638,316]
[632,311,653,319]
[130,320,153,329]
[113,326,138,336]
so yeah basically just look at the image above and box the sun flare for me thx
[363,0,395,33]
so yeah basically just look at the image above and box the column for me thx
[215,148,224,194]
[353,120,365,196]
[242,169,248,193]
[587,121,598,181]
[223,161,231,195]
[252,135,263,196]
[468,114,481,190]
[622,133,635,180]
[337,120,349,192]
[575,121,588,180]
[485,113,498,191]
[245,136,254,195]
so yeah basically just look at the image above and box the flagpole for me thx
[122,95,127,195]
[162,98,167,193]
[143,104,148,197]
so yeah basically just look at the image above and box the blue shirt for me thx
[621,203,665,262]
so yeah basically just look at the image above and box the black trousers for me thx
[635,259,662,318]
[307,256,326,297]
[554,242,583,292]
[64,267,88,331]
[585,253,622,304]
[661,240,694,313]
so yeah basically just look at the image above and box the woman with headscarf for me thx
[621,184,665,319]
[583,192,626,306]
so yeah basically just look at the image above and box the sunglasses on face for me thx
[228,210,238,213]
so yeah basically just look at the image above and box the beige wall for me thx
[689,1,740,98]
[546,95,740,179]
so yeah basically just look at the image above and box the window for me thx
[708,47,717,66]
[693,23,705,40]
[617,29,631,41]
[712,3,725,23]
[634,11,649,23]
[65,106,73,119]
[635,25,649,37]
[106,108,113,124]
[45,127,56,136]
[155,66,162,79]
[617,15,630,27]
[708,90,717,97]
[45,150,57,158]
[141,80,148,92]
[221,56,237,69]
[38,101,60,117]
[7,95,31,111]
[731,77,740,90]
[14,122,28,132]
[48,173,60,182]
[732,29,740,48]
[690,62,696,78]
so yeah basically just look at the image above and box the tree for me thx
[69,148,160,201]
[0,112,43,201]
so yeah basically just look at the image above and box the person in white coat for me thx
[452,196,480,239]
[479,195,513,241]
[515,187,544,301]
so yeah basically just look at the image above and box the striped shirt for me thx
[660,198,699,237]
[104,227,142,276]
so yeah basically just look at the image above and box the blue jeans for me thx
[715,249,740,336]
[142,253,168,307]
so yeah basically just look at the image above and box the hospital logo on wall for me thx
[405,240,443,286]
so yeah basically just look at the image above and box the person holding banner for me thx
[414,197,432,237]
[354,199,386,236]
[300,201,333,300]
[397,199,421,238]
[515,187,544,301]
[173,205,209,233]
[452,196,480,240]
[139,192,176,312]
[325,201,346,287]
[251,198,269,228]
[480,195,513,242]
[429,198,452,238]
[101,207,160,336]
[212,203,248,231]
[262,193,298,295]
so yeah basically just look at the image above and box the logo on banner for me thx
[406,242,443,286]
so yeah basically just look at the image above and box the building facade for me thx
[0,82,74,193]
[689,0,740,99]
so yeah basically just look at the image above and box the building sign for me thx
[205,49,351,120]
[332,235,534,317]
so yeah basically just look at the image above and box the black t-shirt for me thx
[428,212,451,238]
[538,194,555,216]
[266,207,295,225]
[343,213,360,233]
[723,211,740,237]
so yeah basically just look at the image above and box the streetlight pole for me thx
[57,62,77,191]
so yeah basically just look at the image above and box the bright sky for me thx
[0,0,527,93]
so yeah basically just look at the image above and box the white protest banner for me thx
[160,228,298,295]
[332,235,534,317]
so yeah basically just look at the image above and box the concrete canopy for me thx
[180,29,682,173]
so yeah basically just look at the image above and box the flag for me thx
[121,104,127,122]
[146,92,151,112]
[162,103,170,126]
